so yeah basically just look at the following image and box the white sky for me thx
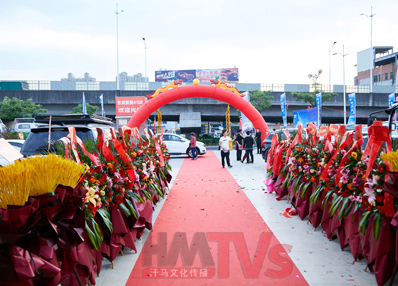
[0,0,397,85]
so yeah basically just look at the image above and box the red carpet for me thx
[126,151,308,285]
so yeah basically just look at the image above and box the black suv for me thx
[21,114,114,156]
[261,129,295,162]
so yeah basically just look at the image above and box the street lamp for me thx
[115,3,124,90]
[143,38,147,81]
[333,45,349,125]
[329,41,337,92]
[361,6,375,93]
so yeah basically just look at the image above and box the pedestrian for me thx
[255,128,262,154]
[190,132,197,160]
[243,130,254,163]
[219,130,233,168]
[235,129,244,161]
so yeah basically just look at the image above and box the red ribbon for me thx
[67,127,81,164]
[96,128,117,162]
[320,132,353,182]
[272,145,284,176]
[364,125,392,180]
[284,125,303,164]
[335,125,363,184]
[266,133,278,170]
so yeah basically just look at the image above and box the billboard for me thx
[155,68,239,83]
[115,96,147,117]
[293,107,319,128]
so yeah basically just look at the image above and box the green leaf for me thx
[343,201,354,218]
[85,221,99,250]
[300,181,312,198]
[322,189,334,209]
[309,185,322,203]
[359,211,373,236]
[125,199,138,220]
[373,212,383,241]
[141,189,153,201]
[282,174,290,188]
[338,197,350,219]
[119,202,132,217]
[353,203,360,214]
[293,175,303,193]
[329,196,343,216]
[97,208,113,234]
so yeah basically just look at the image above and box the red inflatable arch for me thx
[127,84,270,141]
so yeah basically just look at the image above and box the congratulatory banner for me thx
[155,68,239,83]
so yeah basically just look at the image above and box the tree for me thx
[236,90,273,116]
[291,69,338,107]
[248,90,273,111]
[70,103,98,114]
[291,91,338,107]
[0,96,47,121]
[308,69,323,90]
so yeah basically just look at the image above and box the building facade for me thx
[355,46,398,87]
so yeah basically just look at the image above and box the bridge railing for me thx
[17,80,398,94]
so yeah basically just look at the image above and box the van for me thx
[15,122,48,133]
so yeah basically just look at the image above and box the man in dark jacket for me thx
[255,128,262,154]
[243,131,254,163]
[235,129,244,161]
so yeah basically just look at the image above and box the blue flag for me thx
[315,92,321,127]
[99,94,105,117]
[347,92,356,126]
[82,92,87,114]
[280,93,287,128]
[388,92,395,108]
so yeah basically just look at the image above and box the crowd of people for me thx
[189,129,263,169]
[219,128,262,168]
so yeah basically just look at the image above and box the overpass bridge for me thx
[0,89,393,125]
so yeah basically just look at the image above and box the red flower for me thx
[95,166,102,173]
[115,195,123,204]
[376,194,384,203]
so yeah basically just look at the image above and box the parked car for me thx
[161,133,206,157]
[0,139,25,166]
[21,114,113,156]
[15,122,48,133]
[0,119,6,133]
[261,129,295,162]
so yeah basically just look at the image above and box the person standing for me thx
[190,132,197,160]
[235,129,244,161]
[219,130,233,168]
[255,128,262,154]
[243,131,254,163]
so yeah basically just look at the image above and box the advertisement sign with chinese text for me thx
[115,96,147,117]
[155,68,239,83]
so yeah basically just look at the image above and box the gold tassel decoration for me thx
[381,151,398,172]
[0,154,88,209]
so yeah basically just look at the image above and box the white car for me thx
[15,122,48,133]
[162,133,206,157]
